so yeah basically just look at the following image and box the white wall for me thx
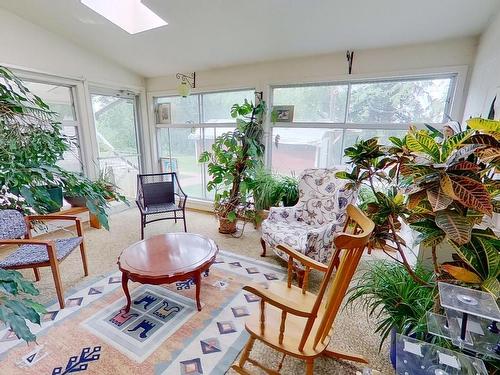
[463,11,500,119]
[147,37,477,121]
[0,8,143,88]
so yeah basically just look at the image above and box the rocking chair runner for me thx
[232,204,375,374]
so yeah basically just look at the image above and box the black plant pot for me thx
[64,195,87,208]
[44,186,64,213]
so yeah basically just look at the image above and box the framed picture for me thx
[157,103,172,124]
[272,105,294,122]
[160,157,178,173]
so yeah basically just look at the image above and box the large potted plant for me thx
[343,118,500,371]
[0,66,125,229]
[199,98,266,234]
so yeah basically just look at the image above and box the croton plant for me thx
[338,118,500,296]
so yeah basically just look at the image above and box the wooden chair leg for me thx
[50,260,65,309]
[80,242,89,277]
[323,349,368,364]
[260,238,267,257]
[231,335,256,373]
[33,267,40,281]
[183,212,187,232]
[305,359,314,375]
[141,215,145,240]
[174,210,177,223]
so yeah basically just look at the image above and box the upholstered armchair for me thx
[260,168,356,273]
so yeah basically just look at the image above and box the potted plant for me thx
[343,118,500,372]
[199,98,266,234]
[347,261,437,366]
[0,66,126,229]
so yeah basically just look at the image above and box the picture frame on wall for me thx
[272,105,294,122]
[157,103,172,124]
[160,157,178,173]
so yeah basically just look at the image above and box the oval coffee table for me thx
[117,233,218,312]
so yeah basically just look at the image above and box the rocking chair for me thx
[232,204,375,374]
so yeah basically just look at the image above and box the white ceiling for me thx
[2,0,500,78]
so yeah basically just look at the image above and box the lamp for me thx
[176,72,196,97]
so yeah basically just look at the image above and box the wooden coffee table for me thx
[117,233,218,312]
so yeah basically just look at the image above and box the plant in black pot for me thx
[0,66,126,229]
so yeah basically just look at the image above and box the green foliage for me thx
[347,261,436,349]
[249,168,299,210]
[0,66,126,228]
[0,269,46,342]
[199,98,266,222]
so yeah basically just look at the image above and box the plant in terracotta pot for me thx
[199,98,266,234]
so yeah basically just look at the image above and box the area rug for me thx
[0,251,285,375]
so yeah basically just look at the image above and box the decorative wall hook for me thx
[176,72,196,88]
[176,72,196,97]
[346,50,354,75]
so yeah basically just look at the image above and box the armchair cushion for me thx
[0,210,27,240]
[261,168,357,266]
[0,237,82,267]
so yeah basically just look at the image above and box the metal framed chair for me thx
[232,204,375,374]
[0,210,88,309]
[136,172,187,239]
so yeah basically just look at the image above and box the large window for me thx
[23,81,83,172]
[154,89,255,200]
[91,93,141,199]
[271,75,455,175]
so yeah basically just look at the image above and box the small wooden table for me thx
[117,233,219,312]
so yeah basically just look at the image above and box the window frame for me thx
[268,73,457,170]
[152,88,257,200]
[21,77,85,173]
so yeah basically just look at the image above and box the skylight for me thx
[81,0,167,34]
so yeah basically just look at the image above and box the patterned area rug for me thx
[0,251,285,375]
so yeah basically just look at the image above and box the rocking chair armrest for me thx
[0,239,55,247]
[242,284,313,318]
[276,244,328,272]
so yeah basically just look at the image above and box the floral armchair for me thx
[260,168,357,267]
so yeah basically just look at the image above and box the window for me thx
[23,81,83,172]
[154,89,256,200]
[91,93,141,199]
[271,75,455,175]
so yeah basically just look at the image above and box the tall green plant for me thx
[199,98,266,223]
[0,66,125,229]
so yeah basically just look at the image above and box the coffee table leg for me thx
[121,272,131,313]
[194,271,202,311]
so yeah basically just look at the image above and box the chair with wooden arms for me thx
[136,172,188,240]
[232,204,375,375]
[0,210,88,309]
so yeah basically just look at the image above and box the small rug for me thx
[0,251,285,375]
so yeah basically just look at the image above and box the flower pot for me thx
[390,326,397,369]
[64,195,87,208]
[44,186,63,213]
[218,218,237,234]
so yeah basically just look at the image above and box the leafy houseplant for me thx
[347,261,436,348]
[398,119,500,296]
[0,269,46,342]
[250,168,299,211]
[199,98,266,234]
[0,66,125,229]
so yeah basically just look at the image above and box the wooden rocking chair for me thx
[232,204,375,374]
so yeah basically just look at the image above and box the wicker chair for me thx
[136,172,187,239]
[0,210,88,309]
